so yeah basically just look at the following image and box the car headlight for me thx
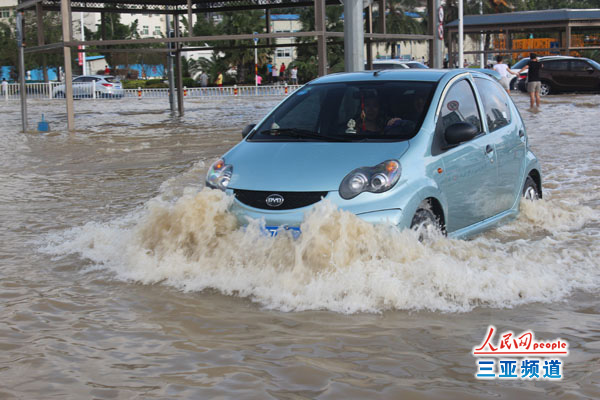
[206,158,233,191]
[339,160,401,199]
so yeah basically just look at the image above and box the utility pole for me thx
[343,0,365,72]
[458,0,464,68]
[166,13,175,113]
[480,0,484,67]
[81,12,87,75]
[253,32,258,87]
[17,12,27,132]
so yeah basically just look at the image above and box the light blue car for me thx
[206,69,541,239]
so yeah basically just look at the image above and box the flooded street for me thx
[1,92,599,399]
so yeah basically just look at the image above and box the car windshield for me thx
[511,58,529,69]
[369,63,407,70]
[588,59,600,70]
[407,63,428,69]
[249,81,437,142]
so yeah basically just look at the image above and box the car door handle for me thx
[485,145,494,154]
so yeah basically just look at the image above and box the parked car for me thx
[366,59,429,70]
[508,57,531,90]
[515,56,600,95]
[52,75,124,99]
[510,56,573,90]
[206,69,541,239]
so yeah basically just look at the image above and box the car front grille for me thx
[233,189,328,210]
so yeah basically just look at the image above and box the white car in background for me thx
[366,59,429,70]
[52,75,124,99]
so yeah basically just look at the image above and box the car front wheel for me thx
[410,203,444,240]
[539,82,551,96]
[522,176,540,201]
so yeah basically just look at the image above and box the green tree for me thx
[216,11,268,83]
[0,11,64,82]
[191,11,272,84]
[0,19,17,73]
[193,53,230,84]
[381,0,427,58]
[295,5,345,82]
[91,12,140,69]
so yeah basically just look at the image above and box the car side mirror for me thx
[444,121,479,146]
[241,124,256,138]
[587,67,594,73]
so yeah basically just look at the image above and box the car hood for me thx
[225,141,410,192]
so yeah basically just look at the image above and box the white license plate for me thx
[264,225,301,238]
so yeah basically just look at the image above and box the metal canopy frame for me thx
[16,0,435,131]
[446,9,600,67]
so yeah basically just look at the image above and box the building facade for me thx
[269,14,301,67]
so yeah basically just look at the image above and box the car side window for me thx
[432,79,483,155]
[73,77,84,82]
[473,77,511,132]
[544,61,568,71]
[439,79,482,133]
[571,60,591,72]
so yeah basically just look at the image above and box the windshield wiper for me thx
[259,128,352,142]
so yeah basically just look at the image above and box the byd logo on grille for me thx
[265,194,284,207]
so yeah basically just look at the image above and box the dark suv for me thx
[517,57,600,95]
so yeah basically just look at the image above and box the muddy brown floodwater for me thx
[1,92,599,399]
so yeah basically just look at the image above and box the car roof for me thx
[371,59,421,64]
[74,75,113,79]
[310,69,478,84]
[539,55,575,60]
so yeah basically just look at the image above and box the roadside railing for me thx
[1,82,302,101]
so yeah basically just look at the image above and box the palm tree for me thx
[213,11,271,84]
[295,5,345,81]
[380,0,426,59]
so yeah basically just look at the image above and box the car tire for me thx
[522,176,540,201]
[410,203,444,240]
[510,77,517,91]
[95,91,102,99]
[540,82,551,96]
[55,91,64,98]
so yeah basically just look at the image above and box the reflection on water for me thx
[1,93,599,398]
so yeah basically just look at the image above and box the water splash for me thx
[42,189,600,314]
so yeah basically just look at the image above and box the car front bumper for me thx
[229,190,407,230]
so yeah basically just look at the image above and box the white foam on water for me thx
[41,189,600,314]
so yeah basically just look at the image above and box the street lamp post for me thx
[254,32,258,87]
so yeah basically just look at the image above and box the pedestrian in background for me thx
[271,65,279,84]
[1,78,8,96]
[199,72,208,87]
[290,66,298,85]
[493,55,518,94]
[279,63,286,83]
[266,61,273,84]
[215,72,223,87]
[519,53,543,109]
